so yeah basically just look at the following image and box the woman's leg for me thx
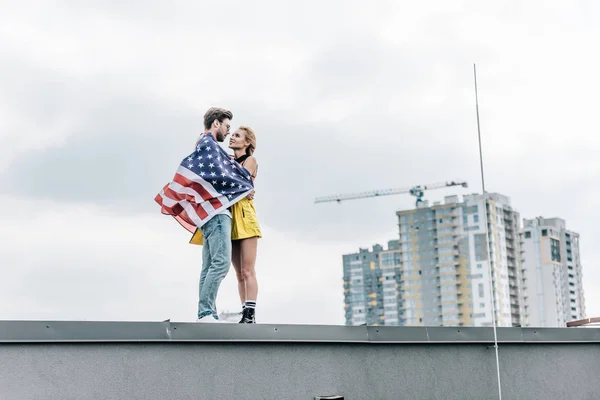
[240,237,258,301]
[239,237,258,322]
[231,240,246,306]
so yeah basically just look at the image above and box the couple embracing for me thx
[155,107,261,324]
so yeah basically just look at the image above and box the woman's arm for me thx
[243,156,258,178]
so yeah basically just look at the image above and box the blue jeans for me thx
[197,214,232,319]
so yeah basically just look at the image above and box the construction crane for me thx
[314,180,468,208]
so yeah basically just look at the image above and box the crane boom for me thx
[314,180,468,205]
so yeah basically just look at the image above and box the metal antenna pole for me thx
[474,63,502,400]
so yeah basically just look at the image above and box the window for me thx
[524,231,531,238]
[478,283,484,298]
[550,238,561,262]
[542,229,548,237]
[473,214,479,223]
[381,252,401,267]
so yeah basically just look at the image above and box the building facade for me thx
[343,240,402,326]
[395,193,525,327]
[521,217,586,327]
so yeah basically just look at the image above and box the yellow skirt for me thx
[189,198,262,246]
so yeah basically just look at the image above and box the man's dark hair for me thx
[204,107,233,130]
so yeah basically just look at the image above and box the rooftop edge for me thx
[1,321,599,344]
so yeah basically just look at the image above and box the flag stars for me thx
[209,163,215,168]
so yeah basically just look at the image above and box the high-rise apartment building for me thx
[342,193,526,327]
[343,240,402,326]
[521,217,586,327]
[396,193,525,327]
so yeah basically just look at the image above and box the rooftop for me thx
[2,321,599,399]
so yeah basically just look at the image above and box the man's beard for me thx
[216,132,224,142]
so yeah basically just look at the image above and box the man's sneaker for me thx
[238,307,256,324]
[196,315,226,323]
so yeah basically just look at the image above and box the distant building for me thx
[521,217,586,327]
[218,310,242,323]
[343,192,528,327]
[396,193,525,327]
[343,240,402,326]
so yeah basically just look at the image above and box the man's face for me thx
[215,118,231,142]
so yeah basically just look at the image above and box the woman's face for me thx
[228,129,248,151]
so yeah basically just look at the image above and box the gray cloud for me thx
[0,28,485,244]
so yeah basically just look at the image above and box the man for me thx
[155,106,255,323]
[196,107,235,323]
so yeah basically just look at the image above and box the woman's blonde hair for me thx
[238,126,257,156]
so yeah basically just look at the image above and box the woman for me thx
[228,126,261,324]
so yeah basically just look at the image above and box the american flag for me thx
[155,133,254,233]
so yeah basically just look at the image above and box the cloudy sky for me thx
[1,1,598,325]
